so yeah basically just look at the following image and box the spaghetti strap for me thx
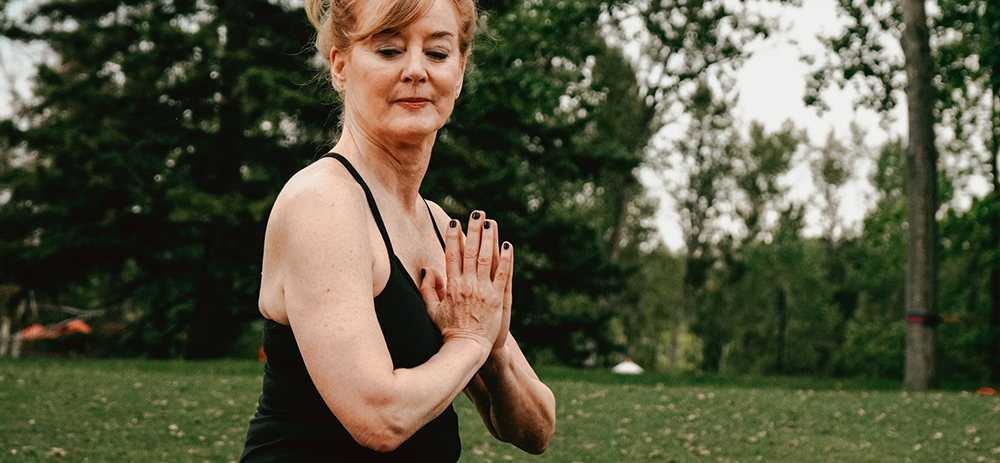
[425,201,446,250]
[321,152,395,257]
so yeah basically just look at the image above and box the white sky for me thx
[640,0,909,252]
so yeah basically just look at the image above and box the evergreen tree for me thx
[0,0,331,357]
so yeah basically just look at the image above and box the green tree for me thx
[424,0,661,364]
[2,0,667,362]
[0,0,331,358]
[807,0,1000,387]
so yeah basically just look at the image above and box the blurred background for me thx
[0,0,997,385]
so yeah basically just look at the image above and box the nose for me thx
[401,50,428,83]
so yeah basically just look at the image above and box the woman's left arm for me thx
[423,200,555,453]
[464,336,557,454]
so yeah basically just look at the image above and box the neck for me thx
[331,121,435,213]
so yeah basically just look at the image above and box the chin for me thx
[387,122,446,143]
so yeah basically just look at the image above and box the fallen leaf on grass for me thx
[45,447,67,457]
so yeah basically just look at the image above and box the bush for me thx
[831,321,905,379]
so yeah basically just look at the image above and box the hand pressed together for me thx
[419,211,513,355]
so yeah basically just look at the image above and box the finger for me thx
[418,267,441,308]
[445,219,462,278]
[490,220,500,280]
[493,241,513,294]
[478,219,497,282]
[463,211,484,275]
[503,242,514,306]
[431,267,446,302]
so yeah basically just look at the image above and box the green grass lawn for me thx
[1,359,998,462]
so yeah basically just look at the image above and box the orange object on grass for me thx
[977,387,997,396]
[258,347,267,362]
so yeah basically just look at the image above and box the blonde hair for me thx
[306,0,478,74]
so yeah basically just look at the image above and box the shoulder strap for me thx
[322,152,395,257]
[424,200,446,250]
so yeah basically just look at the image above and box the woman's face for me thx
[334,0,465,144]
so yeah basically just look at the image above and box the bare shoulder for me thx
[272,158,366,222]
[259,158,374,323]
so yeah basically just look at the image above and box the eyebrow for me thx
[372,30,454,40]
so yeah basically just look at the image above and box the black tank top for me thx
[240,153,458,462]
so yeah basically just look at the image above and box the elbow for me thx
[509,402,556,455]
[520,435,551,455]
[343,408,412,453]
[514,424,554,455]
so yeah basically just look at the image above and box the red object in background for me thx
[977,387,997,396]
[19,320,93,341]
[258,347,267,362]
[20,324,52,341]
[63,320,92,335]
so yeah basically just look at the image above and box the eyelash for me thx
[376,48,450,61]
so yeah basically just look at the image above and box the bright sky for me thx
[641,0,909,252]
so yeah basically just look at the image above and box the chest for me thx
[368,206,446,296]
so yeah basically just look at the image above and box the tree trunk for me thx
[0,315,10,357]
[668,284,685,376]
[775,288,787,375]
[608,181,634,265]
[717,287,733,375]
[901,0,939,391]
[990,62,1000,384]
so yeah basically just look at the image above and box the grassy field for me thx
[1,359,998,463]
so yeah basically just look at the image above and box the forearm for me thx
[471,341,556,454]
[393,337,490,422]
[336,337,490,452]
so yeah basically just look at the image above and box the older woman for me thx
[239,0,556,461]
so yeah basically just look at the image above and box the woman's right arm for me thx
[268,174,510,453]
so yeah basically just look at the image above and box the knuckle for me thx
[477,255,491,266]
[458,279,475,296]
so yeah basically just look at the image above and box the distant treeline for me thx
[0,0,997,383]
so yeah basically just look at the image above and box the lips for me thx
[395,97,430,109]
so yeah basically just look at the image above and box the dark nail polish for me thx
[472,211,481,220]
[503,242,510,250]
[483,220,491,229]
[449,219,457,228]
[420,268,426,279]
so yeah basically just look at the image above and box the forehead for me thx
[372,0,460,39]
[420,0,460,30]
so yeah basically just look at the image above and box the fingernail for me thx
[503,242,510,250]
[483,220,491,229]
[472,211,481,220]
[420,268,426,279]
[449,219,457,228]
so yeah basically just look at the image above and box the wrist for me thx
[442,332,493,362]
[480,344,512,379]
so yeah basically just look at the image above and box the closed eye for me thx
[426,51,449,61]
[377,48,402,58]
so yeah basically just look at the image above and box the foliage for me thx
[0,0,666,361]
[831,320,906,379]
[420,0,659,364]
[0,0,331,358]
